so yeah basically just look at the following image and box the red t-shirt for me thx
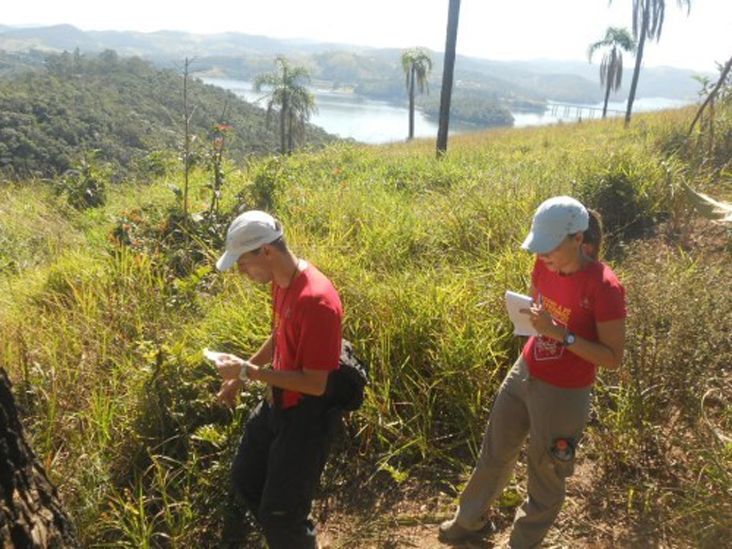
[522,258,626,388]
[272,263,343,409]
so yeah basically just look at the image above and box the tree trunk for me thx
[688,55,732,136]
[287,112,294,154]
[0,369,78,547]
[408,66,415,140]
[436,0,461,157]
[182,57,191,217]
[280,64,288,155]
[280,92,288,155]
[602,47,617,119]
[602,78,612,119]
[625,3,648,127]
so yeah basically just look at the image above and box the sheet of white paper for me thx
[504,291,538,337]
[203,348,229,363]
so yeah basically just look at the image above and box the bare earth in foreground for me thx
[314,460,655,549]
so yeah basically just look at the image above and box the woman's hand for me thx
[520,303,564,341]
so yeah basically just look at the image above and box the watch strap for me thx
[238,362,250,382]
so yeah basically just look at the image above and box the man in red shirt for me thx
[213,210,342,549]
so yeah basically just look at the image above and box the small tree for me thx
[57,151,108,210]
[206,121,233,215]
[588,27,635,118]
[688,55,732,138]
[401,48,433,140]
[182,57,198,217]
[254,57,316,155]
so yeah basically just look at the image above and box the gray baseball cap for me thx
[216,210,284,271]
[521,196,589,254]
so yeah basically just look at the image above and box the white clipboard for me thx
[203,348,230,363]
[504,291,538,337]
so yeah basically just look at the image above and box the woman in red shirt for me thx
[440,196,626,547]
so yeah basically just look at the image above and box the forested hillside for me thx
[419,88,515,127]
[0,50,335,179]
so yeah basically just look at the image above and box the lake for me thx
[204,77,692,144]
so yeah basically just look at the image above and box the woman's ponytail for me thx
[582,209,603,260]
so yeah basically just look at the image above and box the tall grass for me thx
[0,184,83,281]
[0,105,729,545]
[591,243,732,545]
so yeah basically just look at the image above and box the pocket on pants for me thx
[547,435,579,479]
[550,453,575,478]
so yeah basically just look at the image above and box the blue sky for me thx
[3,0,730,72]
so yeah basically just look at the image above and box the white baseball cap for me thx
[216,210,284,271]
[521,196,589,254]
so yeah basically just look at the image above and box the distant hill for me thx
[0,51,335,179]
[0,24,709,105]
[504,58,705,102]
[0,49,46,78]
[0,25,354,59]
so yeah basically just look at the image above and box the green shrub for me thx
[133,150,177,181]
[110,204,229,278]
[575,154,659,243]
[55,153,108,210]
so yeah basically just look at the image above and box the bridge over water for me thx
[547,101,625,121]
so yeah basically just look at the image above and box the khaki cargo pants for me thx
[454,357,592,548]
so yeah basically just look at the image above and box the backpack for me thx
[326,339,369,411]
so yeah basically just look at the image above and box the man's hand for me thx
[215,354,246,380]
[217,378,243,408]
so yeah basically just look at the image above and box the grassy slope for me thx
[0,107,730,547]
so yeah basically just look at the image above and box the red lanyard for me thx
[271,262,301,369]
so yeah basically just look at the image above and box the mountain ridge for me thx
[0,24,708,103]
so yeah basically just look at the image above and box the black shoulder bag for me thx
[325,339,369,411]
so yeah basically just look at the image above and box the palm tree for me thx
[281,80,317,154]
[437,0,461,156]
[588,27,635,118]
[610,0,691,126]
[254,56,317,154]
[401,48,433,140]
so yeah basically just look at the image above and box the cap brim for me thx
[215,250,238,272]
[521,231,563,254]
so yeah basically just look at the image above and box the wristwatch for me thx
[563,331,576,347]
[238,362,251,382]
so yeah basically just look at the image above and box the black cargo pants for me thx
[231,395,340,549]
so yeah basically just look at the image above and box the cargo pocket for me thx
[547,436,577,478]
[551,453,575,478]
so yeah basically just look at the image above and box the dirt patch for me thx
[312,455,678,548]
